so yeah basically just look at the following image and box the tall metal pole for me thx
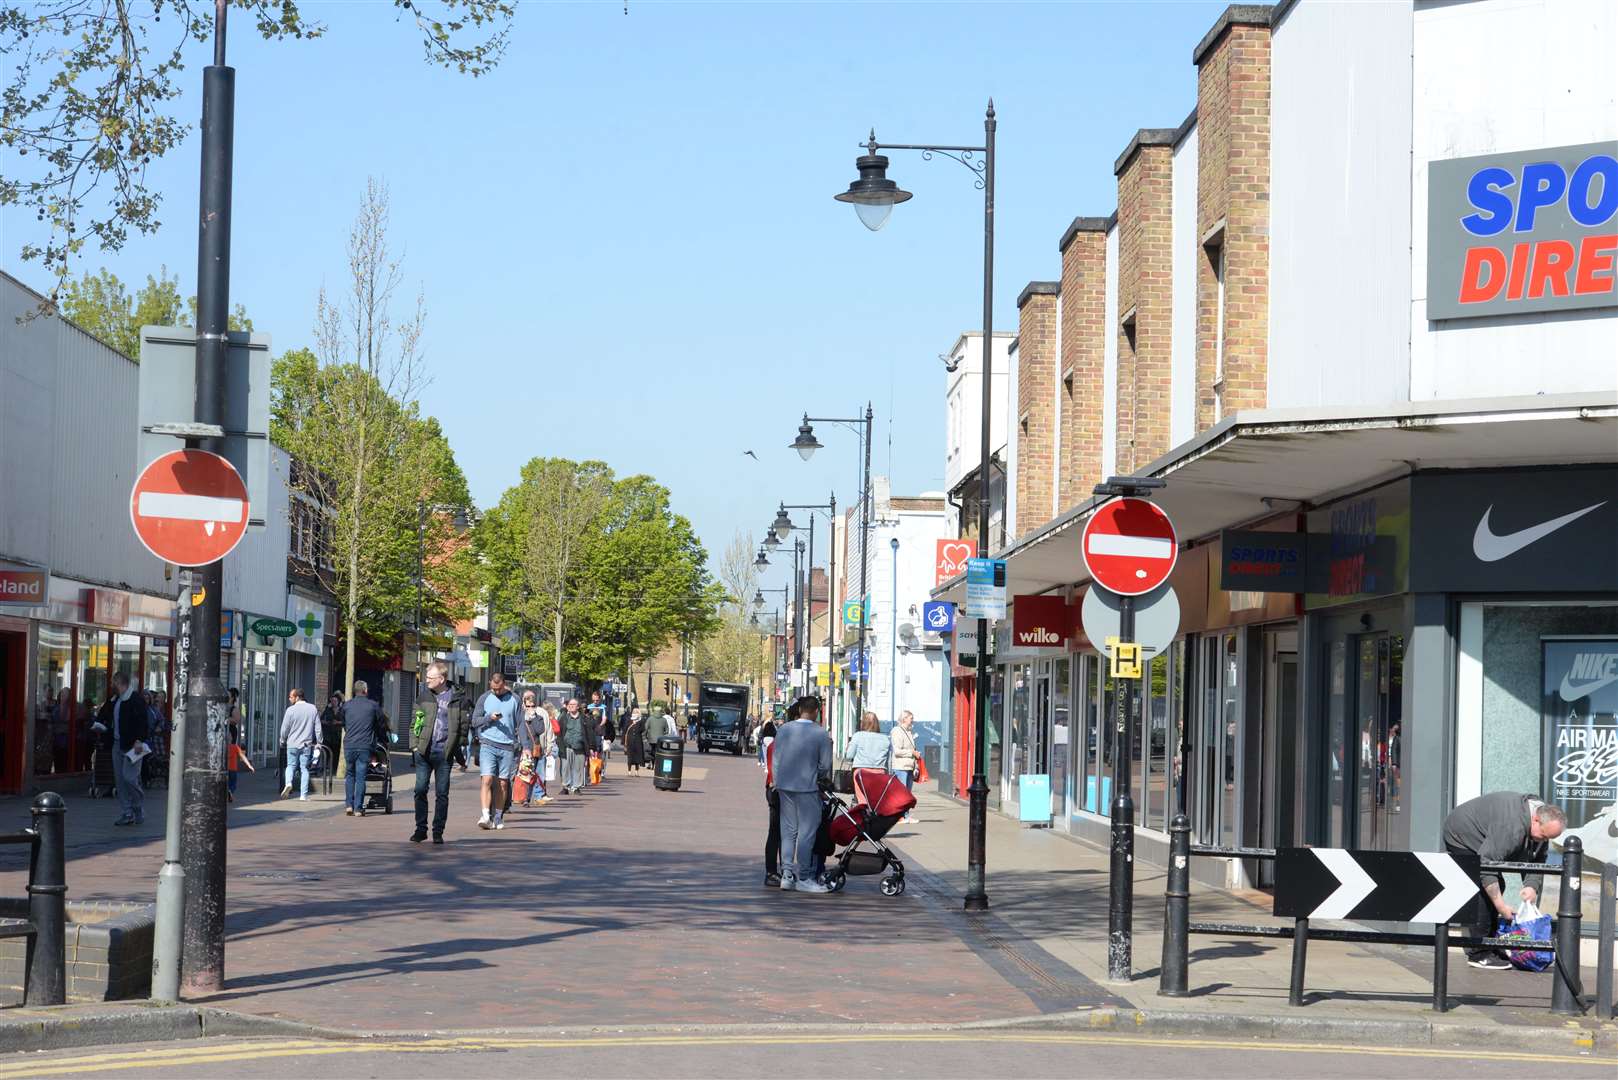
[889,538,900,718]
[181,0,234,994]
[807,515,816,696]
[1109,594,1137,980]
[965,100,996,912]
[151,570,192,1000]
[854,405,873,725]
[826,495,837,736]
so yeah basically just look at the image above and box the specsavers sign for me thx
[1428,141,1617,320]
[1543,638,1618,867]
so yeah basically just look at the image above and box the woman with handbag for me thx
[889,710,920,824]
[514,690,553,806]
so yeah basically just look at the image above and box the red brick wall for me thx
[1059,222,1107,508]
[1014,283,1058,536]
[1116,140,1175,472]
[1196,18,1271,431]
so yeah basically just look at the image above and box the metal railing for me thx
[1157,814,1616,1018]
[0,794,67,1006]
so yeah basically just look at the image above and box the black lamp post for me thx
[835,101,997,912]
[782,495,838,715]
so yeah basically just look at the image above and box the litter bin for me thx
[654,736,684,792]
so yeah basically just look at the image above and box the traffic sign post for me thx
[129,450,250,567]
[1086,477,1175,985]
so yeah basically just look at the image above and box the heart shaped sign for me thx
[935,538,978,587]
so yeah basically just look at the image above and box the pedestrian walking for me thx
[623,707,647,773]
[595,693,616,763]
[557,697,601,795]
[320,692,343,793]
[772,695,832,893]
[473,672,521,830]
[514,689,553,805]
[889,709,920,824]
[410,662,470,844]
[1442,792,1567,970]
[845,711,890,768]
[278,687,322,801]
[341,681,387,817]
[96,672,151,826]
[226,725,255,803]
[543,703,562,793]
[761,703,788,887]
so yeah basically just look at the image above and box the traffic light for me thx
[664,677,672,696]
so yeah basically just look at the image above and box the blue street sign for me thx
[964,558,1008,619]
[922,601,957,634]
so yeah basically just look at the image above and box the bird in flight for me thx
[742,450,758,460]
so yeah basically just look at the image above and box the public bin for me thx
[654,736,684,792]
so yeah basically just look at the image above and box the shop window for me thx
[74,629,110,774]
[1146,650,1171,831]
[145,639,172,717]
[33,625,72,777]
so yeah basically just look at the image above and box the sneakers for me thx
[794,877,830,894]
[1467,954,1513,971]
[280,784,293,798]
[779,873,797,891]
[432,834,444,845]
[410,829,428,843]
[493,812,505,830]
[299,795,309,801]
[113,816,134,827]
[537,795,554,804]
[345,808,354,817]
[477,812,492,830]
[764,873,782,888]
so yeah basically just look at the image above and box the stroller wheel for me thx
[385,797,394,815]
[880,875,905,897]
[824,870,846,893]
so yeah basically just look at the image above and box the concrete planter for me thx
[0,900,154,1003]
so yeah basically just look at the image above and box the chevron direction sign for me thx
[1273,848,1485,924]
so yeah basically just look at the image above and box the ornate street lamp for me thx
[834,134,915,232]
[791,416,824,461]
[771,504,796,541]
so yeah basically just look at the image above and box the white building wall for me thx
[862,501,949,748]
[1170,127,1200,447]
[1102,227,1119,479]
[1004,339,1020,541]
[942,333,1012,492]
[1409,0,1618,398]
[1268,0,1414,408]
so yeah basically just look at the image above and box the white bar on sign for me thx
[1087,533,1173,559]
[138,492,245,523]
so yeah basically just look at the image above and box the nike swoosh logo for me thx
[1561,671,1618,701]
[1472,501,1606,562]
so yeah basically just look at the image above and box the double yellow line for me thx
[2,1030,1610,1077]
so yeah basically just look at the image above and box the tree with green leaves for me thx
[55,266,252,359]
[479,460,718,684]
[2,0,516,295]
[270,179,471,694]
[692,531,768,684]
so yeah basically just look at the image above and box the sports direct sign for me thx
[1428,141,1618,320]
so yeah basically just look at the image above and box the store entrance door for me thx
[0,630,25,794]
[1347,632,1406,851]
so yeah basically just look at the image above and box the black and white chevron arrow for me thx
[1273,848,1485,923]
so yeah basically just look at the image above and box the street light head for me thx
[890,537,900,551]
[771,504,795,540]
[752,589,765,609]
[754,547,770,569]
[834,150,912,232]
[790,417,822,461]
[763,530,781,550]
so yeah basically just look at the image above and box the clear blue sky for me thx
[2,0,1225,600]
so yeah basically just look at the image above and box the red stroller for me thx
[821,768,916,896]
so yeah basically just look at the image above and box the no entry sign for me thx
[130,449,249,567]
[1081,497,1178,596]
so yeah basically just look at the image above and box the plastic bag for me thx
[1498,900,1554,972]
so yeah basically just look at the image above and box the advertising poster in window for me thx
[1543,638,1618,866]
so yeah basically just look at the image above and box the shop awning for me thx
[934,392,1618,602]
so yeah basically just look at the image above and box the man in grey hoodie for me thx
[278,688,323,800]
[772,696,833,893]
[1442,791,1566,970]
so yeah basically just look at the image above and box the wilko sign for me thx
[1011,594,1072,653]
[1428,142,1618,320]
[0,567,46,606]
[935,538,977,587]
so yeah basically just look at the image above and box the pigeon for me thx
[742,450,758,460]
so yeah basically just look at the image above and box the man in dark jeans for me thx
[341,680,387,816]
[761,710,787,887]
[410,661,470,844]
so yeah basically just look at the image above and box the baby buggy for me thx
[821,767,916,896]
[363,745,394,814]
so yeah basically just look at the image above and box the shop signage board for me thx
[130,449,249,566]
[1427,141,1618,321]
[0,565,46,607]
[1082,498,1178,596]
[285,595,325,656]
[922,601,956,635]
[935,538,977,587]
[1543,637,1618,867]
[250,617,296,638]
[1080,584,1180,660]
[1011,594,1072,652]
[954,623,981,662]
[1274,848,1483,924]
[842,597,871,627]
[963,557,1007,619]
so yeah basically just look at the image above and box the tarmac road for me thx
[2,1029,1612,1079]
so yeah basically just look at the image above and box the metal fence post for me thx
[1288,917,1309,1007]
[1597,860,1614,1022]
[1160,814,1191,997]
[25,793,67,1006]
[1550,836,1584,1016]
[1432,922,1449,1012]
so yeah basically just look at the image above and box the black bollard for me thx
[26,792,67,1006]
[1550,836,1584,1016]
[1159,813,1191,997]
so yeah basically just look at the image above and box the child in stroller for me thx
[820,767,916,896]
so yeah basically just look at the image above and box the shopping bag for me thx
[589,756,604,785]
[1497,901,1554,972]
[544,755,558,783]
[914,756,930,784]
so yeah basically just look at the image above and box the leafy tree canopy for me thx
[56,266,251,360]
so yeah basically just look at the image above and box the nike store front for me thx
[1302,466,1618,864]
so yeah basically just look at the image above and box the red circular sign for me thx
[1081,497,1178,596]
[129,450,249,567]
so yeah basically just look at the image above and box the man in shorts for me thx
[473,672,520,830]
